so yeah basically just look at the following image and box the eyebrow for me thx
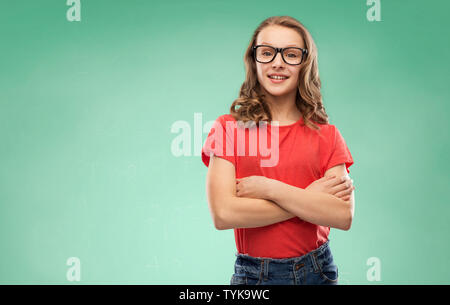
[259,41,302,47]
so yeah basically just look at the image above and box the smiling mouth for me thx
[268,75,289,83]
[268,75,289,80]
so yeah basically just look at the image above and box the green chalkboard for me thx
[0,0,449,284]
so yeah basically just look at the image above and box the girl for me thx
[201,16,355,285]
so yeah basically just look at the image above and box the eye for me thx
[284,49,302,58]
[257,47,274,57]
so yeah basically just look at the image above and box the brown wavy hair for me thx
[230,16,328,130]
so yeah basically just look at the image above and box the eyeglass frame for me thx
[252,44,308,65]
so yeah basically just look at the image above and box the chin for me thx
[265,87,290,96]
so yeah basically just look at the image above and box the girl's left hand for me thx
[236,175,274,199]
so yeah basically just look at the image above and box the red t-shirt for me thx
[201,114,354,258]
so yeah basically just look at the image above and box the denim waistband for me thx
[234,240,332,277]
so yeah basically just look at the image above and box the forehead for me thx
[256,25,304,48]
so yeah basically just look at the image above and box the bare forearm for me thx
[267,180,353,230]
[218,196,296,230]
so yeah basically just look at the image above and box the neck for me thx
[262,88,301,122]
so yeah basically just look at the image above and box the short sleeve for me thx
[201,115,236,168]
[320,125,354,175]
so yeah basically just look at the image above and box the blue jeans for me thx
[230,240,338,285]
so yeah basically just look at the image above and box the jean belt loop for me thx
[264,259,269,281]
[311,252,320,273]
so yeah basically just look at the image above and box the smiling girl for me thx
[201,16,355,285]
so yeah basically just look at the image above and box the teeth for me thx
[269,75,288,80]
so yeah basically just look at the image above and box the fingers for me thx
[319,175,355,198]
[320,175,338,188]
[325,175,349,187]
[342,195,351,202]
[236,186,242,196]
[331,176,353,193]
[335,185,355,199]
[333,179,354,193]
[341,190,355,202]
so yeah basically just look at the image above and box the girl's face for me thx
[255,25,305,97]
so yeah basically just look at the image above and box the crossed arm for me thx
[205,155,355,231]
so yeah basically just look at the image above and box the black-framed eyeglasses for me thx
[252,45,308,65]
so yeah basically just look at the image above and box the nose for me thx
[271,51,285,68]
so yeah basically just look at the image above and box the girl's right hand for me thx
[305,175,355,202]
